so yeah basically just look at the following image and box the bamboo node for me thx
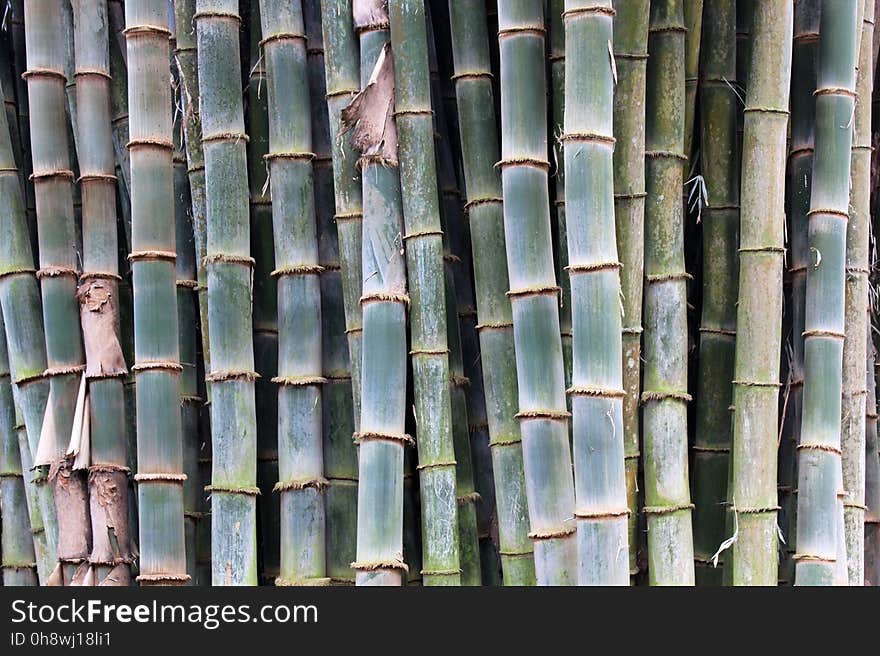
[451,71,493,82]
[614,52,649,61]
[464,196,503,211]
[497,25,546,39]
[562,5,616,20]
[789,146,814,159]
[802,329,845,340]
[813,86,857,99]
[457,492,482,505]
[353,431,415,447]
[736,506,780,515]
[495,157,550,171]
[499,549,535,557]
[357,154,399,169]
[273,477,329,492]
[270,375,327,387]
[791,554,836,563]
[0,471,23,478]
[622,326,643,335]
[202,131,249,145]
[134,473,187,483]
[393,109,433,118]
[699,327,736,336]
[797,443,842,455]
[643,503,694,516]
[408,348,449,356]
[360,292,410,307]
[843,502,868,511]
[560,132,616,146]
[205,370,260,383]
[732,380,782,388]
[326,88,358,100]
[567,386,626,399]
[73,68,111,81]
[136,573,192,584]
[416,460,457,471]
[476,321,513,331]
[420,569,462,577]
[645,271,693,283]
[274,576,332,587]
[624,452,641,460]
[575,509,631,519]
[743,106,789,117]
[806,208,849,220]
[263,151,315,162]
[30,169,75,181]
[402,229,443,241]
[43,365,85,378]
[126,138,173,151]
[565,261,623,274]
[131,361,183,374]
[259,32,307,48]
[80,271,122,282]
[204,484,261,496]
[175,279,199,289]
[128,250,177,264]
[187,164,206,174]
[645,150,687,162]
[270,264,324,277]
[1,562,37,570]
[614,191,648,200]
[123,24,173,38]
[203,253,255,267]
[192,11,241,24]
[692,445,730,453]
[490,437,522,448]
[640,390,692,404]
[334,211,363,221]
[0,267,36,280]
[507,284,561,299]
[350,560,409,573]
[528,526,576,540]
[22,68,66,82]
[36,266,78,280]
[515,409,571,421]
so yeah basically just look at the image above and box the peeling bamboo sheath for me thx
[611,0,649,581]
[796,0,859,587]
[24,0,90,583]
[259,0,328,586]
[642,0,695,585]
[388,0,461,587]
[124,0,187,586]
[0,36,55,583]
[562,0,629,586]
[447,0,535,586]
[74,0,135,586]
[840,0,874,587]
[498,1,577,585]
[195,0,259,586]
[691,0,739,585]
[319,0,362,585]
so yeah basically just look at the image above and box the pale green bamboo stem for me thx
[684,0,703,158]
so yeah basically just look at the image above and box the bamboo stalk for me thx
[13,398,51,582]
[258,0,328,587]
[866,340,880,584]
[319,0,361,586]
[796,0,858,587]
[245,0,280,586]
[0,312,39,586]
[73,0,135,586]
[0,33,56,584]
[841,0,874,586]
[692,0,739,586]
[195,0,259,586]
[497,0,576,585]
[346,0,409,586]
[683,0,703,159]
[643,0,695,585]
[24,0,91,585]
[125,0,188,586]
[107,2,132,253]
[561,0,629,585]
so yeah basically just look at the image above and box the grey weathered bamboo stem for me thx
[24,0,91,584]
[348,0,409,586]
[796,0,858,587]
[74,0,135,586]
[319,0,361,585]
[196,0,259,586]
[125,0,188,586]
[692,0,739,586]
[497,0,577,585]
[841,0,874,586]
[643,0,695,585]
[866,341,880,584]
[388,0,461,587]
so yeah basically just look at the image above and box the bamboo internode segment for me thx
[796,0,859,587]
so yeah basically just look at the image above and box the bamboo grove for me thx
[1,0,880,588]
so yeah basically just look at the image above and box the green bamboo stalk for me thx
[728,0,792,586]
[611,0,649,583]
[779,0,820,586]
[60,0,78,161]
[13,400,50,582]
[302,0,356,587]
[796,0,858,587]
[866,341,880,584]
[643,0,695,585]
[257,0,327,587]
[841,0,874,586]
[561,0,629,585]
[245,0,280,586]
[691,0,739,586]
[73,0,135,586]
[346,0,409,586]
[195,0,259,586]
[387,0,461,588]
[319,0,361,586]
[24,0,91,585]
[107,2,132,253]
[125,0,187,586]
[683,0,703,159]
[497,0,576,585]
[0,312,38,586]
[0,66,54,583]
